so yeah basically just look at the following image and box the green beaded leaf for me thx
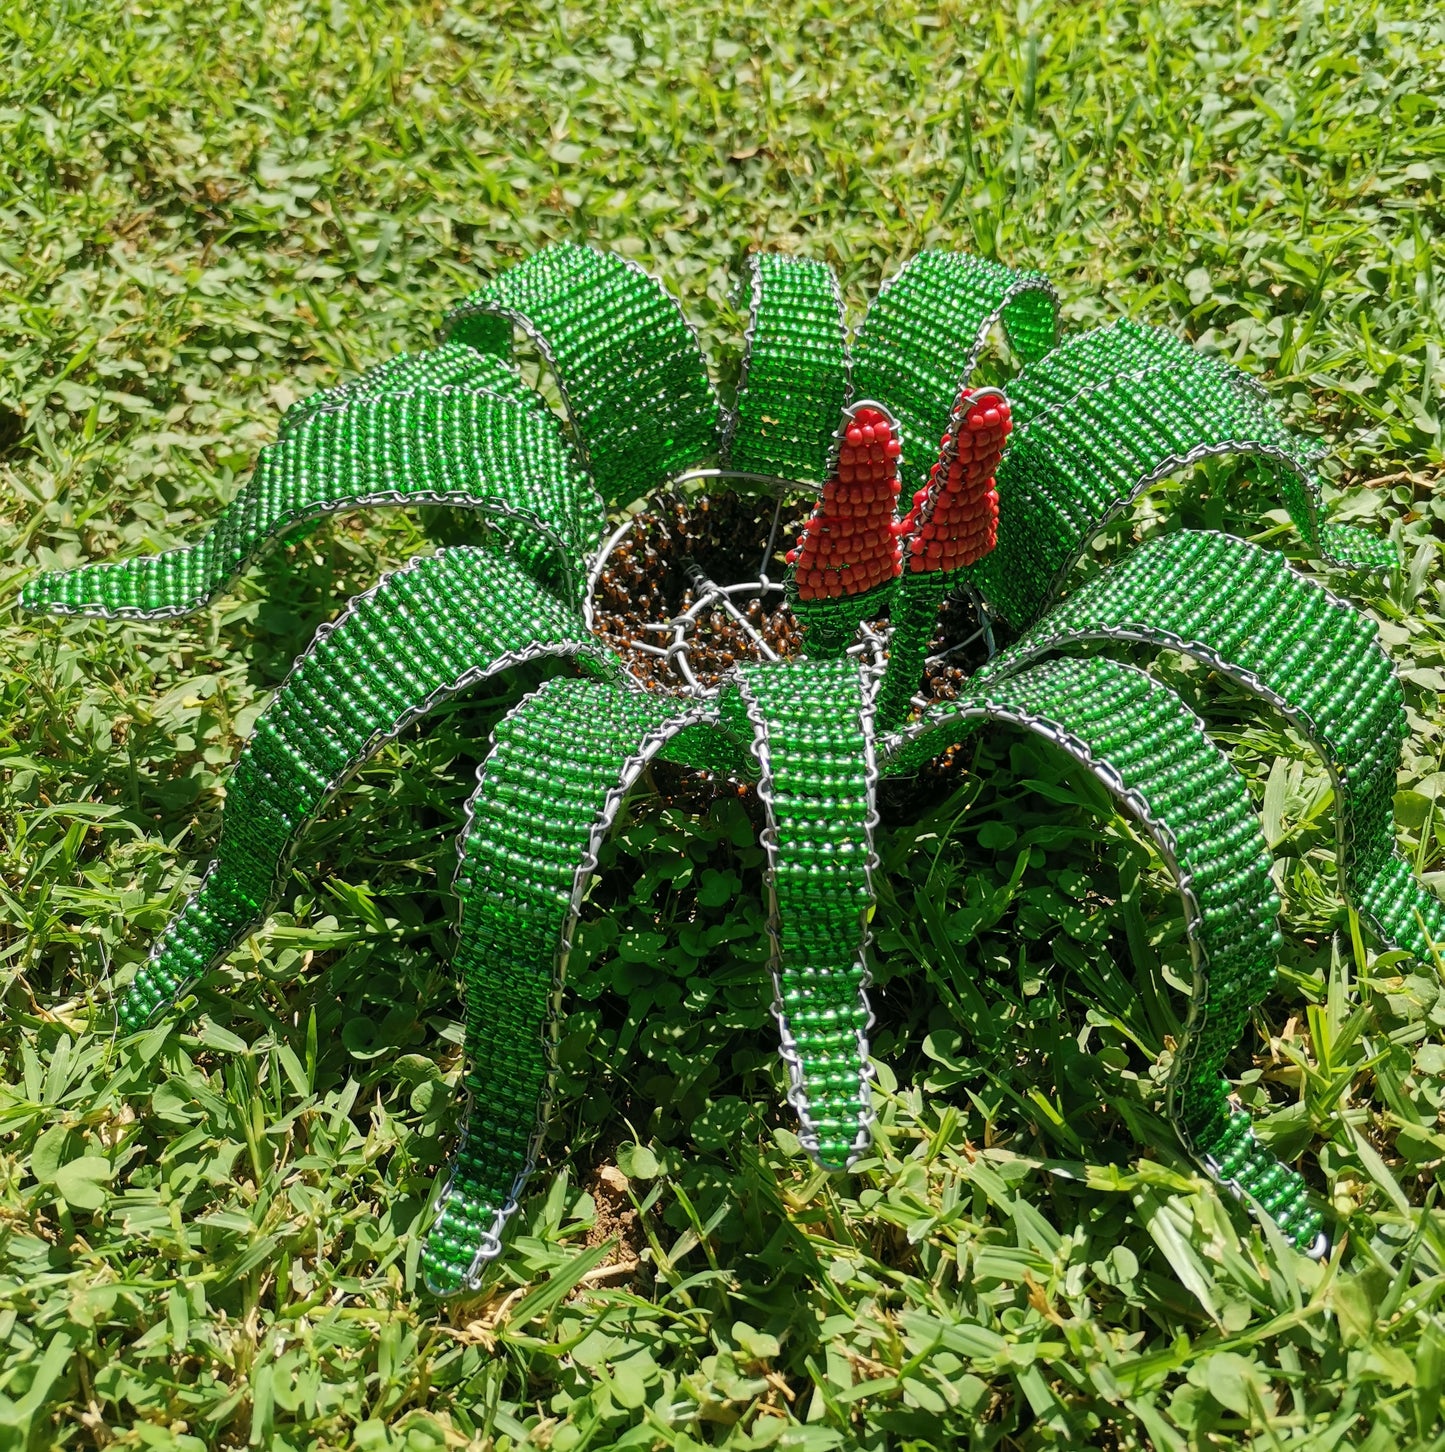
[881,654,1326,1255]
[1002,317,1220,423]
[973,320,1399,628]
[980,529,1445,960]
[117,545,618,1031]
[722,254,848,484]
[428,676,710,1295]
[850,251,1058,500]
[20,384,605,619]
[445,243,721,507]
[873,572,954,732]
[725,656,877,1173]
[277,340,541,438]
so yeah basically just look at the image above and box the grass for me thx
[1,0,1444,1446]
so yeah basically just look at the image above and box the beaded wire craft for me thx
[21,244,1444,1297]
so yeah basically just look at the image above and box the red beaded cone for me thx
[787,403,904,600]
[898,386,1011,573]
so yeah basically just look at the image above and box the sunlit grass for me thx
[1,0,1443,1447]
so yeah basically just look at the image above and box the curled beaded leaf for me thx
[884,654,1324,1253]
[979,529,1445,960]
[973,319,1399,628]
[724,253,849,484]
[19,381,603,618]
[430,676,703,1294]
[730,656,879,1172]
[115,546,620,1030]
[850,250,1057,498]
[445,243,721,507]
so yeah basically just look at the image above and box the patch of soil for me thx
[581,1161,646,1283]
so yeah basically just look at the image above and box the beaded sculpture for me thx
[21,244,1443,1297]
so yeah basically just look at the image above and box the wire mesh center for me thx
[585,486,997,698]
